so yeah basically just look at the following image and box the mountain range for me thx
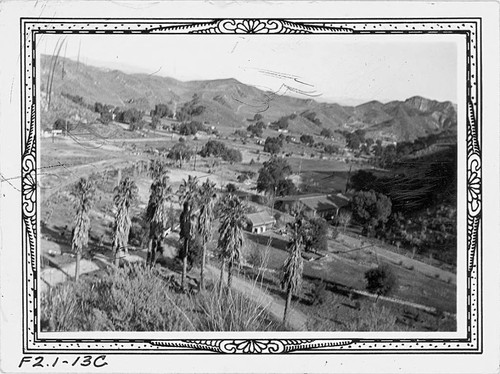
[41,55,457,142]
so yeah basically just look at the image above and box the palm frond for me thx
[71,178,95,254]
[281,216,304,295]
[217,195,248,265]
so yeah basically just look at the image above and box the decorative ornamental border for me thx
[21,18,482,354]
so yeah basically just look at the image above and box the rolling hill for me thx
[40,55,457,142]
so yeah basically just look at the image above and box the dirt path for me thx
[204,264,309,331]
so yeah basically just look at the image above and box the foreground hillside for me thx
[41,55,456,142]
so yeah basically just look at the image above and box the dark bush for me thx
[226,183,238,193]
[179,121,204,136]
[310,280,327,306]
[263,137,283,155]
[223,148,243,163]
[364,264,397,297]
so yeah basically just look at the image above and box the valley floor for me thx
[39,133,456,332]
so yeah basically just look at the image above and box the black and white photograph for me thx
[0,1,499,373]
[37,32,460,334]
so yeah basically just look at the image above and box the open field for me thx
[245,231,455,314]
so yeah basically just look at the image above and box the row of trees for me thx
[247,121,266,137]
[269,113,296,130]
[142,166,249,293]
[199,140,242,163]
[176,94,205,122]
[68,158,318,324]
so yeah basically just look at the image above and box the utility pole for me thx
[193,145,198,170]
[345,165,352,194]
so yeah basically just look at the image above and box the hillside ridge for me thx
[41,55,457,141]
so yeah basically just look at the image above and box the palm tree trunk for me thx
[227,260,233,288]
[114,249,119,267]
[75,250,81,281]
[200,238,206,291]
[218,258,226,297]
[147,238,153,266]
[181,239,189,292]
[283,285,292,324]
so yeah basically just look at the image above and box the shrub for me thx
[263,137,283,155]
[237,174,249,183]
[226,183,238,193]
[300,134,314,146]
[151,103,173,118]
[247,124,263,137]
[118,108,143,125]
[247,244,266,269]
[324,144,339,154]
[320,128,333,139]
[222,148,243,163]
[270,116,290,130]
[351,190,392,235]
[176,235,203,269]
[364,264,397,297]
[41,265,190,331]
[310,280,327,306]
[53,118,73,132]
[342,304,402,331]
[129,215,148,248]
[40,265,284,332]
[179,121,204,136]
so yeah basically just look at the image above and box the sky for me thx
[38,34,458,105]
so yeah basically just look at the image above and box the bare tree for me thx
[337,210,352,233]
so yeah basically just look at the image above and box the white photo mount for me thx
[19,17,481,355]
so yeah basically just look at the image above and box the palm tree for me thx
[217,194,247,294]
[146,174,172,266]
[70,178,95,281]
[112,177,139,266]
[281,214,305,325]
[197,179,217,291]
[178,175,199,291]
[149,159,168,181]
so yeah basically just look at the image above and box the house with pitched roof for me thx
[246,211,276,234]
[275,193,350,220]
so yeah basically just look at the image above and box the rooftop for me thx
[276,193,350,212]
[247,211,276,227]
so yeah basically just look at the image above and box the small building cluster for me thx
[275,193,350,221]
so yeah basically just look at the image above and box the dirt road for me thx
[204,264,308,331]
